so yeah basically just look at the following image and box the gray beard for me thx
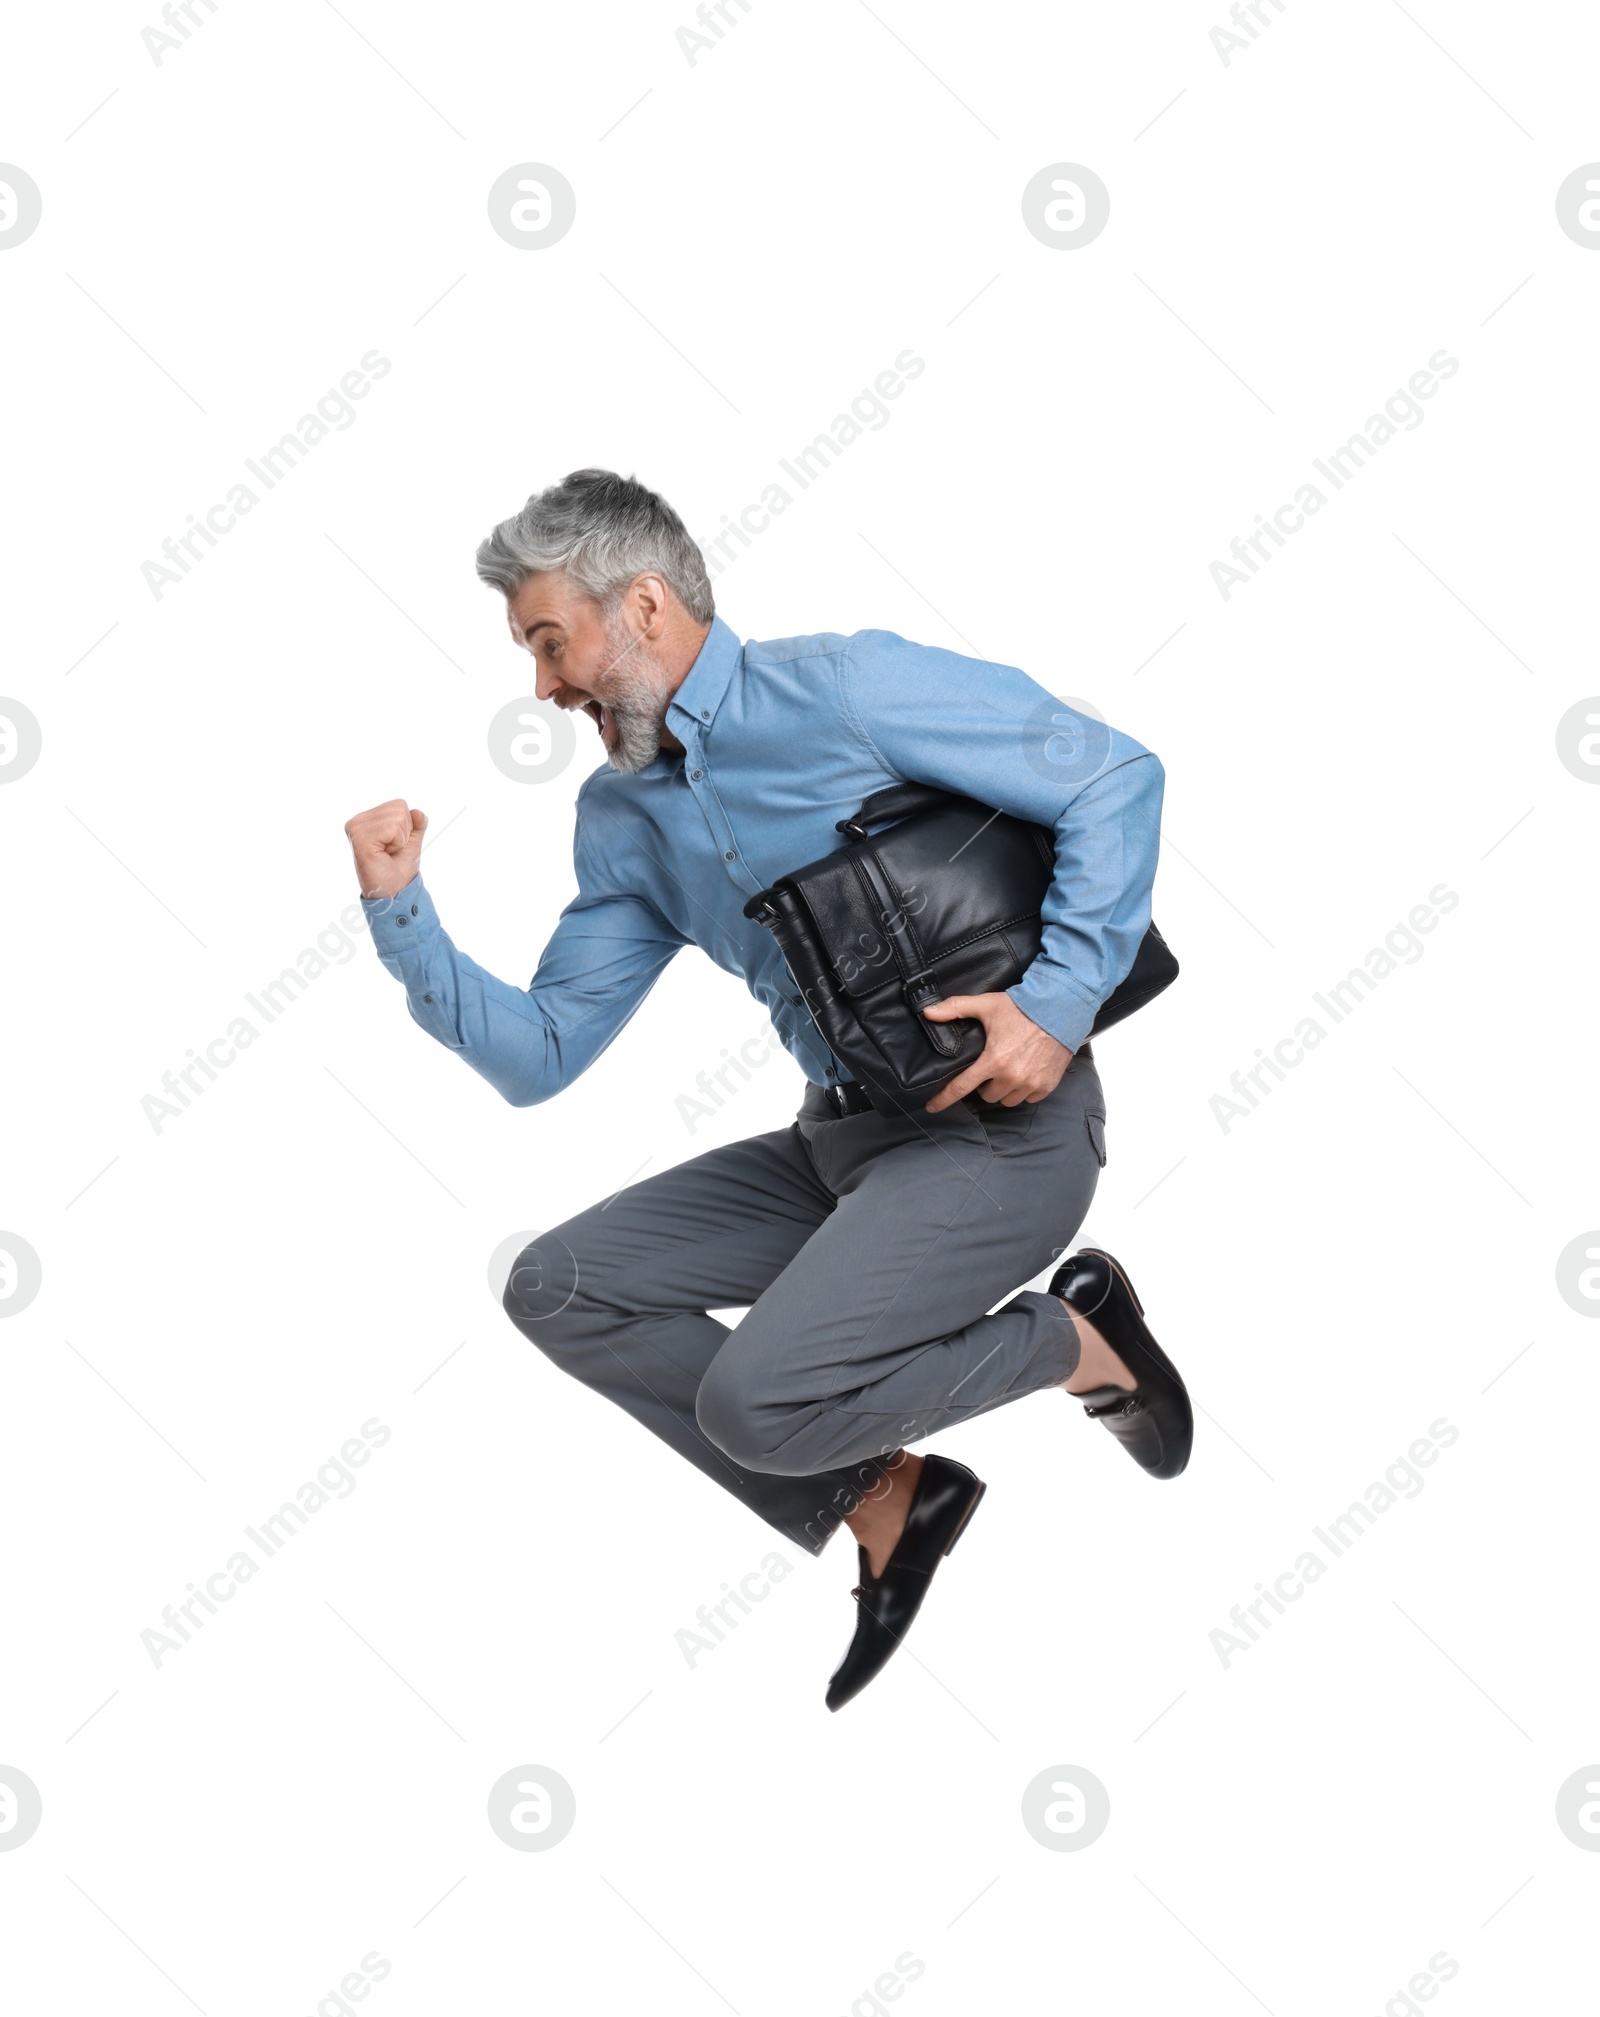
[596,614,674,774]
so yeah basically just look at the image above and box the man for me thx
[345,469,1191,1711]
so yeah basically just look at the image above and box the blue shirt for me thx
[362,617,1164,1106]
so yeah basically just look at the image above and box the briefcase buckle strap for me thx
[904,969,964,1058]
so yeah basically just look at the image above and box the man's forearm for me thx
[361,869,685,1108]
[357,879,560,1113]
[1007,751,1165,1052]
[361,876,574,1106]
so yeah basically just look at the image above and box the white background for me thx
[2,1,1598,2011]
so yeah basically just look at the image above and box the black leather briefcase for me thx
[743,782,1178,1114]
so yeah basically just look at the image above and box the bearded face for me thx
[583,605,677,773]
[506,570,690,774]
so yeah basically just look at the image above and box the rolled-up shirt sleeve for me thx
[360,801,685,1107]
[839,631,1165,1054]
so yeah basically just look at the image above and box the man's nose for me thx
[533,663,565,702]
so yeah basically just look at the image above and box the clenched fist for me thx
[344,798,428,901]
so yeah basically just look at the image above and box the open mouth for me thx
[582,698,612,739]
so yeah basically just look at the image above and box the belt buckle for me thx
[824,1080,871,1117]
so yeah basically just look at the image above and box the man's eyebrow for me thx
[517,618,561,641]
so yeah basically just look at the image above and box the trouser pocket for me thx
[1086,1110,1108,1167]
[969,1095,1038,1145]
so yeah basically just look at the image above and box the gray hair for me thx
[475,468,714,622]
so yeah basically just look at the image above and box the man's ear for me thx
[628,572,671,637]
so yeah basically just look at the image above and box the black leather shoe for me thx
[825,1454,986,1713]
[1050,1248,1192,1480]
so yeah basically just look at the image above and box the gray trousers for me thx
[502,1049,1108,1555]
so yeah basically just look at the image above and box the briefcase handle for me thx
[835,780,971,841]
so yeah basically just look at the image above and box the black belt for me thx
[822,1080,876,1117]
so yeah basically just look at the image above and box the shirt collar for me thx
[667,614,742,735]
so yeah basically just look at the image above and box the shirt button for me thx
[723,849,736,862]
[701,709,709,720]
[411,903,418,916]
[423,992,434,1003]
[690,768,703,781]
[791,994,802,1006]
[396,915,408,928]
[825,1066,837,1078]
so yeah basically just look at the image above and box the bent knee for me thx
[501,1229,589,1344]
[694,1359,786,1471]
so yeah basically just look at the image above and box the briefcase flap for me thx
[785,801,1052,1000]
